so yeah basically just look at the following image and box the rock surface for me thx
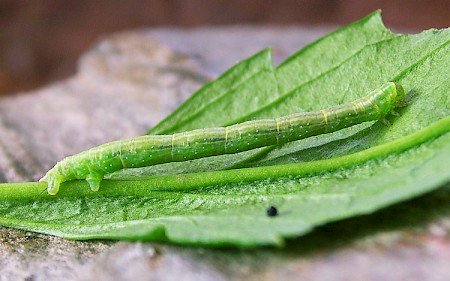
[0,26,449,281]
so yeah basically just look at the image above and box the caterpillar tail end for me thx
[39,174,61,195]
[393,82,406,107]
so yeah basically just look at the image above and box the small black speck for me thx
[266,206,278,217]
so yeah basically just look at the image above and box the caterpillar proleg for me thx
[40,82,405,195]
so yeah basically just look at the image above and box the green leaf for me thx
[1,11,450,247]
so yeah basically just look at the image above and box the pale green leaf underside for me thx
[1,11,450,247]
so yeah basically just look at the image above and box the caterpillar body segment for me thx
[40,82,405,195]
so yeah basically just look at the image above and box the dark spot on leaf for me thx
[266,206,278,217]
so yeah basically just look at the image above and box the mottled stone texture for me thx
[0,27,449,281]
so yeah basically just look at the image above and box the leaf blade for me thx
[1,12,450,248]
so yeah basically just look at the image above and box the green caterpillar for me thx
[40,82,405,195]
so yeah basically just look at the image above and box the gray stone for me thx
[0,26,449,281]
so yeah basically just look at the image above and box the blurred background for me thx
[1,0,449,96]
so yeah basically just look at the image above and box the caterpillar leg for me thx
[382,118,392,126]
[390,110,401,117]
[39,174,61,195]
[86,172,103,192]
[396,100,407,108]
